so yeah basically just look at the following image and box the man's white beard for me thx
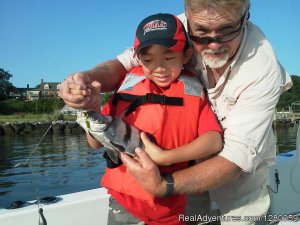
[201,46,230,69]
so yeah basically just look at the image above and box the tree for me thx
[0,68,14,100]
[277,75,300,110]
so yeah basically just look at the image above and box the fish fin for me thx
[105,148,119,164]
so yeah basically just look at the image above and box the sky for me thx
[1,0,300,88]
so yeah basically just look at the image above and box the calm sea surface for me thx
[0,125,299,208]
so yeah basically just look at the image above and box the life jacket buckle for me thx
[146,93,154,102]
[160,95,167,104]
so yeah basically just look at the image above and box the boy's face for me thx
[137,45,192,88]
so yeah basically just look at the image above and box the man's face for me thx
[187,8,246,69]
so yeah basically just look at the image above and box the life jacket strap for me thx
[112,93,183,116]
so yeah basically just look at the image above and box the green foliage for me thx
[0,113,65,122]
[0,68,14,100]
[277,75,300,110]
[0,98,64,115]
[101,92,113,106]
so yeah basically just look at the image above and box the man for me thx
[60,0,292,224]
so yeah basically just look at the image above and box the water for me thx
[275,125,298,153]
[0,133,106,209]
[0,125,298,209]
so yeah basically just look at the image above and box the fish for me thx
[76,110,144,164]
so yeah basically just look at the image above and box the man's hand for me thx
[59,72,101,112]
[120,140,166,197]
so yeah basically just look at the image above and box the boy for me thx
[87,13,222,225]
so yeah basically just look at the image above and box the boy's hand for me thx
[141,132,168,165]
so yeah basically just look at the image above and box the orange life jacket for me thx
[100,66,218,224]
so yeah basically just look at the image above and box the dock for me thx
[275,110,300,126]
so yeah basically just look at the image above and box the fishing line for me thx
[2,107,65,225]
[2,108,64,175]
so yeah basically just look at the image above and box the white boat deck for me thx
[0,188,109,225]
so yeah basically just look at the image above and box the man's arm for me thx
[121,134,241,197]
[172,155,241,195]
[85,60,127,92]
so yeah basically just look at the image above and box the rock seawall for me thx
[0,121,84,136]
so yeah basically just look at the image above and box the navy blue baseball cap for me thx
[133,13,187,55]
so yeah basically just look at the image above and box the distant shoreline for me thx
[0,121,84,136]
[1,121,298,136]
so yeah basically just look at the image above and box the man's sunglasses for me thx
[188,10,250,45]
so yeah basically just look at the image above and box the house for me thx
[7,84,32,100]
[8,79,61,100]
[37,79,61,99]
[27,88,40,101]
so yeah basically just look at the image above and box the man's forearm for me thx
[85,59,127,92]
[172,155,242,195]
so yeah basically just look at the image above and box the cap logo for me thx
[143,20,167,35]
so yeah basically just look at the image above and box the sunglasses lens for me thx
[198,37,210,45]
[190,35,210,44]
[190,30,240,45]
